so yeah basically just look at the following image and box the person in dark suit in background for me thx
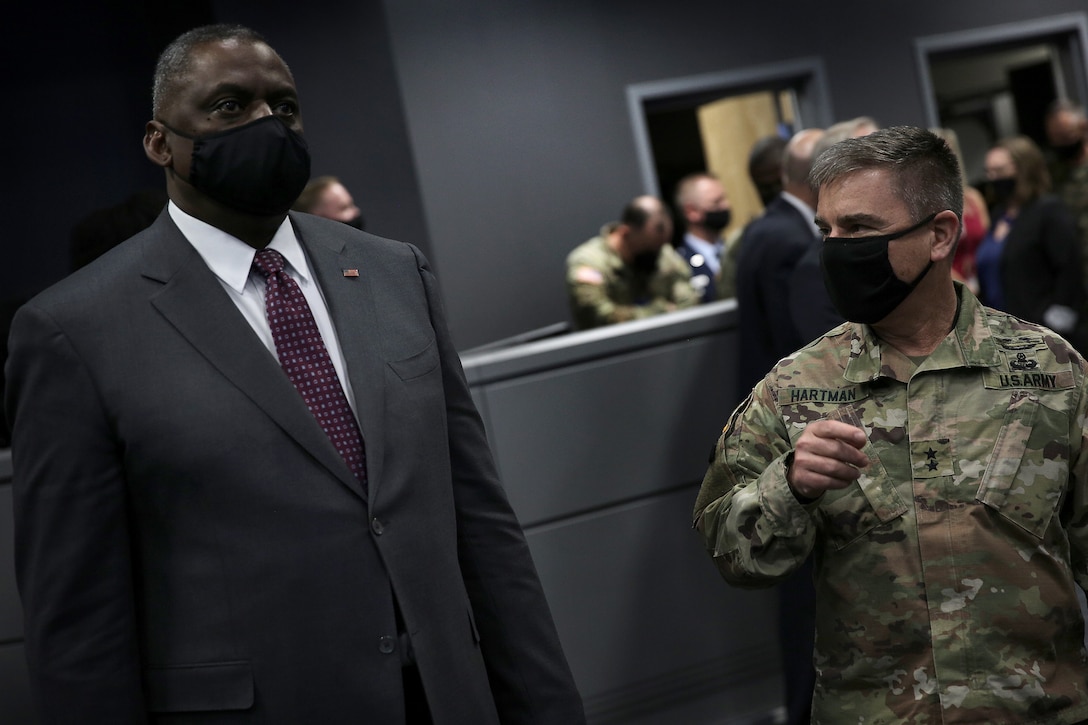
[747,134,789,209]
[6,24,584,725]
[712,135,791,301]
[736,127,826,395]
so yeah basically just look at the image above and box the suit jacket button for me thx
[378,635,397,655]
[371,517,384,535]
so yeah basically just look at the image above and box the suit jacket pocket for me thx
[145,660,254,713]
[389,339,439,381]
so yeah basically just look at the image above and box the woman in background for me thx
[975,135,1084,346]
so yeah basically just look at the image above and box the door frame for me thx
[914,12,1088,129]
[625,57,833,197]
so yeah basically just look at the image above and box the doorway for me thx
[626,57,832,241]
[915,12,1088,186]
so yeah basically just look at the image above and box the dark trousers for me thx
[778,556,816,725]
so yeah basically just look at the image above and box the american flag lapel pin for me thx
[342,268,360,278]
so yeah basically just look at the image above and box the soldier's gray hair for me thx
[809,125,964,223]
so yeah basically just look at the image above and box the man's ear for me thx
[931,209,960,261]
[143,120,172,168]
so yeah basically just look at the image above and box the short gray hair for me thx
[809,125,963,222]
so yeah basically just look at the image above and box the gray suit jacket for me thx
[6,210,584,724]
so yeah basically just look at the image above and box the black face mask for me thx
[1052,138,1084,161]
[701,209,732,232]
[820,213,937,325]
[631,247,661,273]
[162,116,311,216]
[983,177,1017,207]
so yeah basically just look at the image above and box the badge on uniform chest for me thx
[983,335,1075,390]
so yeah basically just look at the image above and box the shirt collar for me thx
[168,202,308,293]
[842,283,1001,383]
[683,232,723,257]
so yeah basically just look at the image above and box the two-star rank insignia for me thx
[911,439,952,478]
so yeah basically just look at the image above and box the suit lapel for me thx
[292,214,387,503]
[143,213,368,502]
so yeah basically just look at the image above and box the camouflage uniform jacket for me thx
[565,225,699,330]
[694,284,1088,724]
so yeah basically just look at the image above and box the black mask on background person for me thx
[1052,137,1084,161]
[161,116,311,216]
[983,177,1017,207]
[701,209,732,232]
[820,213,937,325]
[632,247,661,273]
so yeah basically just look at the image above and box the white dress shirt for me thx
[168,202,358,415]
[682,232,724,276]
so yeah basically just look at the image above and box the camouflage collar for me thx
[842,283,1002,383]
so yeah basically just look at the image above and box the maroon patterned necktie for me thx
[252,248,367,488]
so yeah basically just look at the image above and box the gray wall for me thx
[378,0,1088,348]
[9,1,1088,352]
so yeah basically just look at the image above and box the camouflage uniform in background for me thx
[694,284,1088,724]
[565,224,699,330]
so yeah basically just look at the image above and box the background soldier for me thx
[566,195,698,330]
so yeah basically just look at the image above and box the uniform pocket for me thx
[145,660,254,713]
[976,390,1068,538]
[818,405,908,551]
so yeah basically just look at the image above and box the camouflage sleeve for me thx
[1066,360,1088,592]
[664,251,701,310]
[566,270,631,328]
[692,379,818,588]
[715,230,742,300]
[670,276,701,310]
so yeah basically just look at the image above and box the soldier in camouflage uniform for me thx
[566,195,699,330]
[694,126,1088,724]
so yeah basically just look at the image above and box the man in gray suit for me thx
[5,24,584,725]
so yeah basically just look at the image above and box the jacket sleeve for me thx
[6,302,148,723]
[414,246,587,724]
[693,378,818,588]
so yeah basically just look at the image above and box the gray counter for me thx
[462,300,783,723]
